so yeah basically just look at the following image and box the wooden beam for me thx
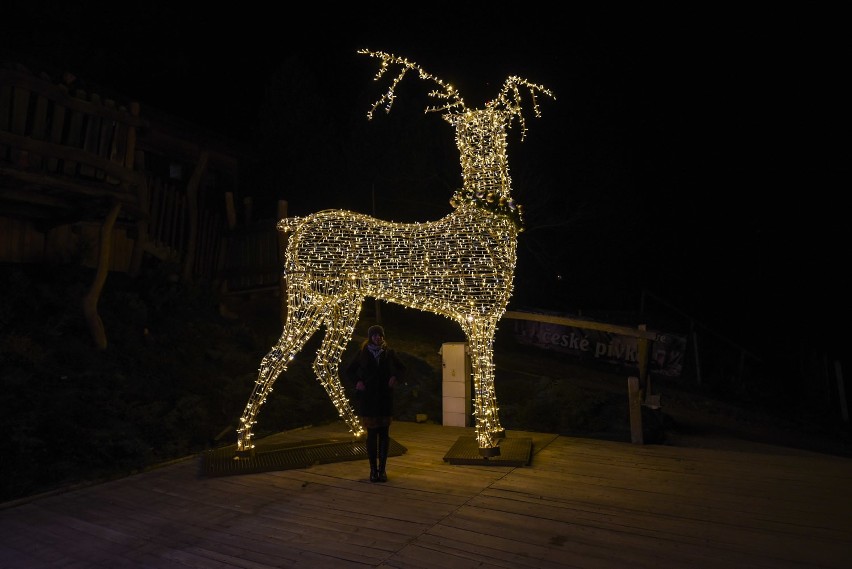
[0,130,146,185]
[181,150,209,282]
[503,310,659,340]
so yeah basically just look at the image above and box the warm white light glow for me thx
[236,50,553,456]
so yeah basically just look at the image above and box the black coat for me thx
[346,343,406,418]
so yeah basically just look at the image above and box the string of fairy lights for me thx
[236,50,553,456]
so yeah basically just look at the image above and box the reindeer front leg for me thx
[463,318,505,455]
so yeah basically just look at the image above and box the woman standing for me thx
[346,324,406,482]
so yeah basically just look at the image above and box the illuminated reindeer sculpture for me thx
[236,49,553,456]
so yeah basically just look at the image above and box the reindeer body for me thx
[280,205,517,315]
[235,51,552,455]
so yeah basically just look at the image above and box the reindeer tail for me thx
[276,217,302,233]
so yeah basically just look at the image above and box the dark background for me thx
[2,2,844,364]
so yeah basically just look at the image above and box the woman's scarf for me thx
[367,343,383,361]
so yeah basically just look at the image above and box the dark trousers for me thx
[366,426,390,471]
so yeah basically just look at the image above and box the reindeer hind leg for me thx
[235,300,325,456]
[312,293,364,437]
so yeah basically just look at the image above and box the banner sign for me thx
[510,317,687,378]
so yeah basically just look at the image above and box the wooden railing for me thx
[0,62,239,283]
[219,219,282,293]
[0,63,148,219]
[141,172,225,281]
[0,61,293,346]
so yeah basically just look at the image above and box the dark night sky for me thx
[2,3,844,362]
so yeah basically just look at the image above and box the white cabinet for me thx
[440,342,471,427]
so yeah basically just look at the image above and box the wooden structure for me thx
[0,420,849,568]
[0,60,248,274]
[502,310,662,444]
[0,60,255,346]
[504,310,659,397]
[0,66,145,213]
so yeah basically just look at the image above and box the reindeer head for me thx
[358,49,555,230]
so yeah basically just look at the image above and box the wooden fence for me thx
[0,62,146,218]
[220,219,281,293]
[0,61,241,284]
[0,173,225,280]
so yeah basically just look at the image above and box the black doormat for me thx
[443,436,533,466]
[200,437,407,477]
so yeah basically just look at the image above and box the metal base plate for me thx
[200,437,407,477]
[443,436,533,466]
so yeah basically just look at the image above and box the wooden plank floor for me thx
[1,421,850,568]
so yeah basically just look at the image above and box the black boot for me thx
[367,428,379,482]
[378,436,389,482]
[369,457,379,482]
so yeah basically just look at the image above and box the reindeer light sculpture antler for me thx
[235,49,554,457]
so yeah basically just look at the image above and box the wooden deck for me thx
[1,421,850,568]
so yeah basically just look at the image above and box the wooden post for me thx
[691,323,702,384]
[637,323,649,395]
[129,177,149,278]
[10,81,30,167]
[181,151,209,283]
[62,89,85,175]
[126,101,148,277]
[224,192,237,230]
[628,376,643,444]
[217,191,237,302]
